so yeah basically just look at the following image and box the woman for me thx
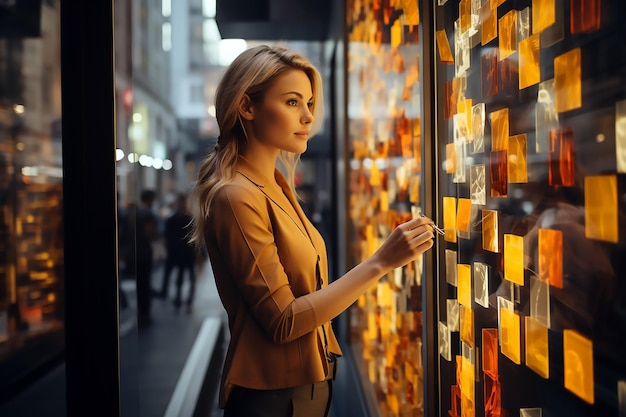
[189,45,434,417]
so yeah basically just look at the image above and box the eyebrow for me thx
[281,91,314,100]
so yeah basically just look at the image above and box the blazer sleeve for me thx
[210,183,322,343]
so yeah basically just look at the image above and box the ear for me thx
[238,94,255,121]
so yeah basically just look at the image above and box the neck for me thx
[239,141,280,183]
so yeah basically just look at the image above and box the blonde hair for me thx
[189,45,324,247]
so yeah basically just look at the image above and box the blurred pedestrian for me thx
[158,193,196,313]
[135,189,158,327]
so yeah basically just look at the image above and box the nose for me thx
[302,107,314,124]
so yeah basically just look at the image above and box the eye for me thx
[307,101,314,109]
[287,98,298,106]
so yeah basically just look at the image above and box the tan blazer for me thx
[205,156,342,407]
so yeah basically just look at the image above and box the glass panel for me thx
[0,0,65,405]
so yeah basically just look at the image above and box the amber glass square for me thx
[436,29,454,64]
[564,330,594,404]
[444,196,458,243]
[482,209,500,252]
[519,34,540,89]
[458,264,472,308]
[445,79,458,120]
[554,48,581,113]
[481,2,497,45]
[457,198,472,232]
[504,234,524,285]
[532,0,555,34]
[461,356,475,403]
[508,134,528,183]
[548,127,575,187]
[500,307,521,364]
[490,150,508,197]
[584,175,618,243]
[538,228,563,287]
[490,108,509,151]
[460,304,475,347]
[484,373,502,417]
[525,316,549,378]
[482,328,499,379]
[499,10,517,60]
[481,49,499,98]
[570,0,601,34]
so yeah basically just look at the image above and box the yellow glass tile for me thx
[504,234,524,285]
[409,176,420,204]
[482,209,499,252]
[519,34,541,89]
[458,99,473,137]
[461,395,476,417]
[370,161,381,186]
[491,108,509,151]
[444,196,458,243]
[564,330,595,404]
[508,134,528,183]
[460,0,471,33]
[456,355,463,386]
[554,48,582,113]
[525,316,549,378]
[461,356,475,403]
[456,198,472,232]
[481,2,497,45]
[380,190,389,212]
[460,304,475,348]
[400,0,419,26]
[538,228,563,288]
[499,10,518,61]
[584,175,618,243]
[500,307,521,364]
[446,142,457,174]
[391,18,403,49]
[458,264,472,308]
[533,0,555,34]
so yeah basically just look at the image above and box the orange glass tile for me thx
[519,34,541,89]
[460,305,475,347]
[538,228,563,287]
[481,2,497,45]
[370,161,382,186]
[570,0,601,34]
[504,234,524,285]
[482,329,499,379]
[409,176,420,204]
[445,79,458,120]
[462,394,476,417]
[456,355,463,385]
[491,109,510,151]
[508,134,528,183]
[490,0,506,9]
[500,307,521,364]
[457,198,472,233]
[535,79,558,153]
[461,356,475,403]
[584,175,619,243]
[490,150,508,198]
[554,48,582,113]
[499,10,518,61]
[564,330,595,404]
[541,0,565,47]
[458,264,472,308]
[436,30,455,64]
[458,99,473,137]
[460,0,472,33]
[484,373,502,417]
[380,190,389,212]
[482,210,500,253]
[499,57,519,98]
[525,316,549,378]
[533,0,556,34]
[401,0,420,26]
[481,49,499,98]
[548,127,575,187]
[446,142,457,174]
[391,18,403,48]
[444,196,458,243]
[451,385,461,417]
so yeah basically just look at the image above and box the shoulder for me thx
[212,175,269,213]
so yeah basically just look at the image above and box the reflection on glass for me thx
[457,198,472,233]
[518,7,530,42]
[499,10,518,61]
[530,275,551,328]
[548,127,575,187]
[446,249,459,286]
[536,79,559,153]
[616,100,626,173]
[570,0,601,34]
[481,2,497,45]
[563,329,595,404]
[538,228,563,287]
[525,316,549,378]
[532,0,555,34]
[482,49,499,98]
[490,150,508,197]
[499,57,519,98]
[520,408,543,417]
[491,108,509,151]
[446,142,457,174]
[454,136,467,184]
[455,20,471,77]
[508,134,528,183]
[504,234,524,285]
[460,0,472,34]
[554,48,581,113]
[584,175,618,243]
[445,79,458,120]
[460,305,475,347]
[444,196,458,242]
[471,165,487,205]
[454,113,470,143]
[436,30,455,64]
[448,299,461,332]
[458,264,472,308]
[482,210,500,252]
[472,103,486,153]
[519,34,541,89]
[474,262,489,307]
[500,307,521,364]
[484,373,502,417]
[440,321,452,361]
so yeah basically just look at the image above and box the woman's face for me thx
[246,69,315,154]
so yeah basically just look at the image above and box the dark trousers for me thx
[160,258,195,306]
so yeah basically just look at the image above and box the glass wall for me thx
[0,0,64,398]
[345,1,428,415]
[433,0,626,416]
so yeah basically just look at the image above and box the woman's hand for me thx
[370,216,435,273]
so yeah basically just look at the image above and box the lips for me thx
[295,131,310,137]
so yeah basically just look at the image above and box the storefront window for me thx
[433,0,626,415]
[0,0,64,395]
[346,1,427,415]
